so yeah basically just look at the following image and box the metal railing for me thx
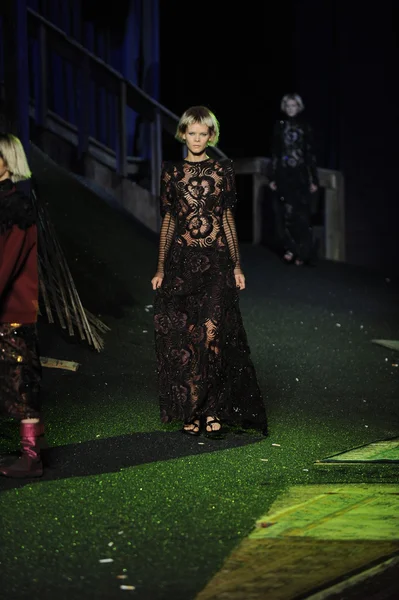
[27,7,226,197]
[8,7,345,260]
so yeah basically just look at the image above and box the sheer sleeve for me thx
[156,163,176,275]
[222,160,242,274]
[305,124,319,186]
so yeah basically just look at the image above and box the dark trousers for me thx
[281,200,314,262]
[273,166,316,262]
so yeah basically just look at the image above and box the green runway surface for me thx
[0,149,398,599]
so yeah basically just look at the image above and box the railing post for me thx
[151,107,162,229]
[336,172,346,261]
[116,79,127,177]
[252,173,267,245]
[77,54,90,169]
[36,22,47,130]
[325,172,346,261]
[2,0,29,152]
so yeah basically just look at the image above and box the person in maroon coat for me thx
[0,133,44,478]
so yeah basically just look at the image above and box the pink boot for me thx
[0,422,43,478]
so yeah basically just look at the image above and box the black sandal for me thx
[204,417,225,439]
[182,420,201,437]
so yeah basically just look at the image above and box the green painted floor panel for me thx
[196,485,399,600]
[316,437,399,464]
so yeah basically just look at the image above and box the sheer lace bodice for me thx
[156,158,242,275]
[153,157,267,431]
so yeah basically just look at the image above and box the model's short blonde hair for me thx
[175,106,220,146]
[0,133,31,182]
[280,94,305,114]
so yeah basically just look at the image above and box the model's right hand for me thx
[269,181,277,191]
[151,274,164,290]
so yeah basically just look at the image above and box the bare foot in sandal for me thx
[205,416,225,439]
[182,420,201,436]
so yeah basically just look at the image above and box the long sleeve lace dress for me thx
[154,158,267,432]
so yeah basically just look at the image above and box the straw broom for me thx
[31,183,110,352]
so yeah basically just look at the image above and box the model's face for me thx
[0,156,10,181]
[183,123,211,155]
[285,99,299,117]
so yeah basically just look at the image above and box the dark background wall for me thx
[159,2,296,158]
[159,0,399,275]
[292,0,398,273]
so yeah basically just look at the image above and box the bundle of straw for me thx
[31,185,110,352]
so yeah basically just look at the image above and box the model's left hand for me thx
[235,272,246,290]
[310,183,318,193]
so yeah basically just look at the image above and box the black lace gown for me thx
[153,158,267,432]
[269,117,319,262]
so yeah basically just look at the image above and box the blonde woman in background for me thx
[268,94,319,266]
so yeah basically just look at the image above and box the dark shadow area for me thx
[0,430,264,492]
[39,232,137,320]
[235,173,254,242]
[29,148,158,322]
[261,187,284,256]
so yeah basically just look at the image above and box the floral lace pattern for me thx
[154,158,267,430]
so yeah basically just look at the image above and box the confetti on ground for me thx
[40,356,80,371]
[120,585,136,590]
[99,558,114,564]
